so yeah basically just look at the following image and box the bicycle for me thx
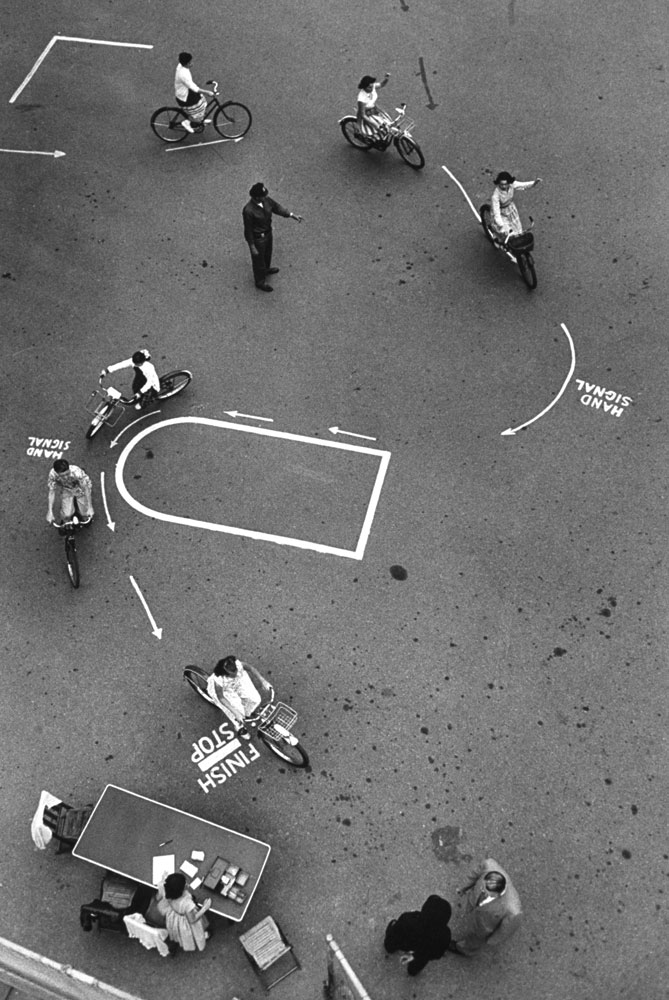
[51,500,91,588]
[184,664,309,769]
[339,103,425,169]
[479,205,537,289]
[85,367,192,439]
[150,80,252,144]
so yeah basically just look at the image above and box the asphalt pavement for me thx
[1,2,668,999]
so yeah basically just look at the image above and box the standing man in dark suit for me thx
[384,894,452,976]
[242,182,302,292]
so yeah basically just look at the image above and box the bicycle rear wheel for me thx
[85,403,112,439]
[394,135,425,169]
[65,537,80,589]
[340,117,372,149]
[150,107,190,143]
[258,731,309,768]
[157,370,192,400]
[214,102,252,139]
[184,666,216,705]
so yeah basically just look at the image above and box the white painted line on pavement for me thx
[115,416,391,560]
[441,164,482,222]
[501,323,576,436]
[165,137,243,152]
[10,35,153,103]
[0,147,65,157]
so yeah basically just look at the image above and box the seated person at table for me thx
[157,873,211,952]
[206,656,262,736]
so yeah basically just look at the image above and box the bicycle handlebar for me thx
[97,371,135,405]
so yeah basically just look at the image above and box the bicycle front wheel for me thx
[214,102,252,139]
[150,107,190,143]
[157,370,192,400]
[518,252,537,290]
[258,731,309,768]
[394,135,425,169]
[65,537,80,588]
[184,666,216,705]
[85,404,112,439]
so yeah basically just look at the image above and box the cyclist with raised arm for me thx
[101,349,160,409]
[206,656,262,738]
[174,52,213,133]
[46,459,94,525]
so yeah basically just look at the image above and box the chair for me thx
[239,916,300,991]
[99,873,141,911]
[43,802,92,854]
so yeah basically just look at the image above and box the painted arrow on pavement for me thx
[129,576,162,639]
[329,427,377,442]
[0,148,65,157]
[109,410,161,448]
[100,471,115,531]
[224,410,273,422]
[501,323,576,436]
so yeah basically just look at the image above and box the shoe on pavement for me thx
[448,941,467,956]
[266,267,279,275]
[256,283,273,292]
[237,727,252,741]
[182,119,194,133]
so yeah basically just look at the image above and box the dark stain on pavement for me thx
[431,826,472,864]
[390,565,407,580]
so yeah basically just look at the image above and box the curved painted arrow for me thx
[501,323,576,436]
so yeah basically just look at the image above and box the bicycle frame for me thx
[183,80,224,124]
[220,666,300,746]
[366,104,415,147]
[52,500,90,588]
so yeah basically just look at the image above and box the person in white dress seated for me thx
[356,73,392,139]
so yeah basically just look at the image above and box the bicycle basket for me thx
[507,232,534,253]
[265,702,297,736]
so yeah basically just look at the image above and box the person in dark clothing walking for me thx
[384,894,452,976]
[242,182,302,291]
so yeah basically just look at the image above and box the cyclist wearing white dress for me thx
[490,171,542,239]
[174,52,213,134]
[206,656,262,736]
[101,349,160,409]
[356,73,391,138]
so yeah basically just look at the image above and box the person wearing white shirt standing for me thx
[174,52,212,133]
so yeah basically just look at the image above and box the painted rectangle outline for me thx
[115,417,391,560]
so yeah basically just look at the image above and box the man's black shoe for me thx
[266,267,279,275]
[256,283,273,292]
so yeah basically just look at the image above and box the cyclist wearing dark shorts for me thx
[174,52,212,133]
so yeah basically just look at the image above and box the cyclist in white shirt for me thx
[206,656,262,737]
[101,349,160,408]
[174,52,212,133]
